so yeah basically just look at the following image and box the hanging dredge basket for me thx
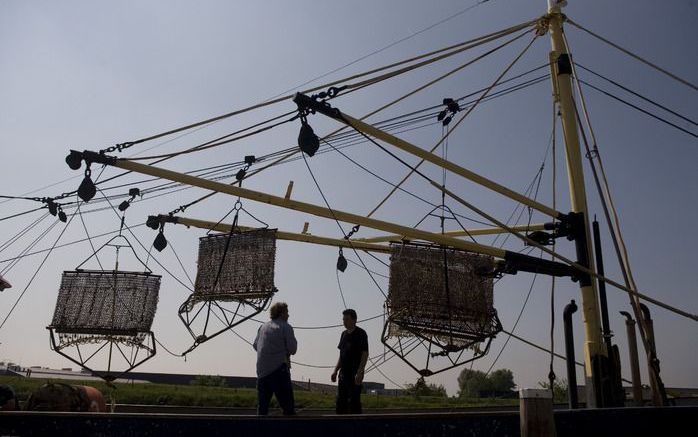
[381,242,502,376]
[179,228,277,352]
[47,235,160,382]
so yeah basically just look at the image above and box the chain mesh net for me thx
[49,270,160,337]
[386,244,500,343]
[192,229,277,304]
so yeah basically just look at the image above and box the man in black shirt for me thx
[331,308,369,414]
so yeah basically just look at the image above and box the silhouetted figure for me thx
[253,302,297,415]
[331,309,368,414]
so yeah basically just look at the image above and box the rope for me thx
[549,97,558,393]
[335,269,348,310]
[249,313,384,330]
[367,356,407,390]
[567,19,698,92]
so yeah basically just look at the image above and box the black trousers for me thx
[336,375,362,414]
[257,363,295,415]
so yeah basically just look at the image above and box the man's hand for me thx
[354,369,364,385]
[331,370,338,383]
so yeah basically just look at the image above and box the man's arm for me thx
[253,326,261,351]
[286,325,298,355]
[354,351,368,385]
[331,356,341,382]
[354,330,369,385]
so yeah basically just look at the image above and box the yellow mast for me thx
[546,0,606,408]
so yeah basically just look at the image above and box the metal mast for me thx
[546,0,606,408]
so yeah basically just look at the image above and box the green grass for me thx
[0,375,517,409]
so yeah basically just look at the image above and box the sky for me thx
[0,0,696,396]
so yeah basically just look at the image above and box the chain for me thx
[311,85,347,101]
[100,141,135,154]
[344,224,361,240]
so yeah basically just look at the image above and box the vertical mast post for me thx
[546,0,606,408]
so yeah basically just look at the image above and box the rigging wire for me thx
[485,271,539,376]
[96,188,195,293]
[344,257,389,279]
[265,0,492,100]
[300,152,388,299]
[168,241,195,287]
[1,219,59,277]
[366,356,407,390]
[0,206,46,223]
[99,19,536,156]
[567,19,698,92]
[0,213,49,254]
[72,23,536,223]
[491,153,549,249]
[0,209,76,330]
[2,18,534,215]
[1,20,535,214]
[484,119,553,376]
[576,79,697,139]
[213,26,537,217]
[502,327,633,385]
[322,138,490,227]
[0,224,145,265]
[77,199,104,270]
[124,111,299,161]
[575,63,697,127]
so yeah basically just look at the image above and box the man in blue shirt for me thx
[253,301,298,415]
[331,308,369,414]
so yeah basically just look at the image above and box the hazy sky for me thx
[1,0,696,396]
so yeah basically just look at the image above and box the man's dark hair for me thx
[342,308,357,321]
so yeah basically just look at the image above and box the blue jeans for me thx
[257,363,295,415]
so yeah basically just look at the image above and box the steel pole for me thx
[620,311,643,406]
[563,300,579,409]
